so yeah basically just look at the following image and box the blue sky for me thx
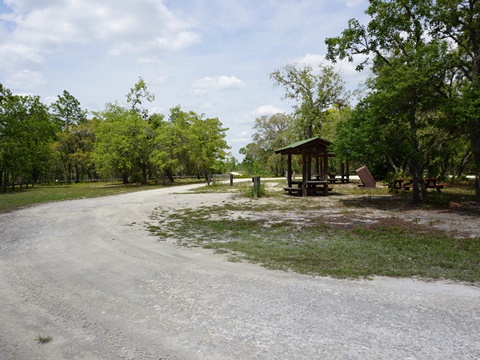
[0,0,369,159]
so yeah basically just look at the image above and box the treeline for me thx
[0,79,232,192]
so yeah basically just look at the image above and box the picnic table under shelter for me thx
[275,137,347,197]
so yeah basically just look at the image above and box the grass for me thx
[0,180,203,213]
[148,182,480,283]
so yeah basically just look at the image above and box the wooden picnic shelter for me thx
[275,137,336,196]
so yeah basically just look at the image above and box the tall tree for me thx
[50,90,88,181]
[0,89,55,191]
[326,0,452,203]
[93,104,151,184]
[270,63,348,139]
[150,106,229,181]
[431,0,480,200]
[251,113,293,176]
[50,90,87,131]
[126,77,155,120]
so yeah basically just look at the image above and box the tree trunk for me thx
[455,149,472,180]
[122,172,129,184]
[165,168,174,183]
[468,103,480,201]
[141,163,147,185]
[2,170,7,193]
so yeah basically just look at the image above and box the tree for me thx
[52,119,97,182]
[150,106,229,182]
[326,0,453,203]
[431,0,480,200]
[190,115,229,176]
[50,90,89,182]
[239,143,269,175]
[93,104,152,184]
[270,63,348,139]
[126,77,155,120]
[250,113,294,176]
[0,88,55,191]
[50,90,87,131]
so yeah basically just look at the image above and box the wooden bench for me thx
[283,187,303,195]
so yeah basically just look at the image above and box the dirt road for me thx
[1,184,479,359]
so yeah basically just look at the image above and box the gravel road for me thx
[1,184,479,359]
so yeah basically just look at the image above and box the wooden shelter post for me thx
[302,151,307,197]
[287,154,292,187]
[324,152,329,180]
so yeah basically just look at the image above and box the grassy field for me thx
[0,180,203,213]
[149,180,480,283]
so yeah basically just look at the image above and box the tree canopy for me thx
[326,0,480,202]
[270,63,348,139]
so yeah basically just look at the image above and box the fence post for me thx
[206,174,211,186]
[252,176,261,198]
[230,173,234,186]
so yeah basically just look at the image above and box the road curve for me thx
[0,184,479,359]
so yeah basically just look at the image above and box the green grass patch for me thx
[148,200,480,283]
[0,180,202,213]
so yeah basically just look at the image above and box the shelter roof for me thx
[274,137,333,155]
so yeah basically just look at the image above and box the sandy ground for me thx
[0,183,479,359]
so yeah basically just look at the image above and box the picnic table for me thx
[284,180,330,196]
[313,174,349,184]
[393,178,444,192]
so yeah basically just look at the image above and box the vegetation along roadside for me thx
[147,181,480,283]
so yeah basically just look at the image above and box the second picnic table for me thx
[393,178,444,192]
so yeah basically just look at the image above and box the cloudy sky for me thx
[0,0,370,159]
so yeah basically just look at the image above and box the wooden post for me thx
[252,176,260,198]
[230,173,234,186]
[346,158,350,183]
[302,152,307,197]
[307,153,312,181]
[324,152,329,181]
[287,154,292,187]
[206,174,211,186]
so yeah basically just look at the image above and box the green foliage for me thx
[270,63,348,139]
[126,76,155,120]
[241,113,294,176]
[150,106,229,181]
[50,90,87,131]
[0,88,56,191]
[1,78,231,188]
[94,104,151,184]
[325,0,480,202]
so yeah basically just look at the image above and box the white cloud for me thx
[252,105,284,116]
[2,0,200,55]
[230,132,251,145]
[293,53,326,67]
[6,68,46,89]
[0,43,43,69]
[193,76,244,90]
